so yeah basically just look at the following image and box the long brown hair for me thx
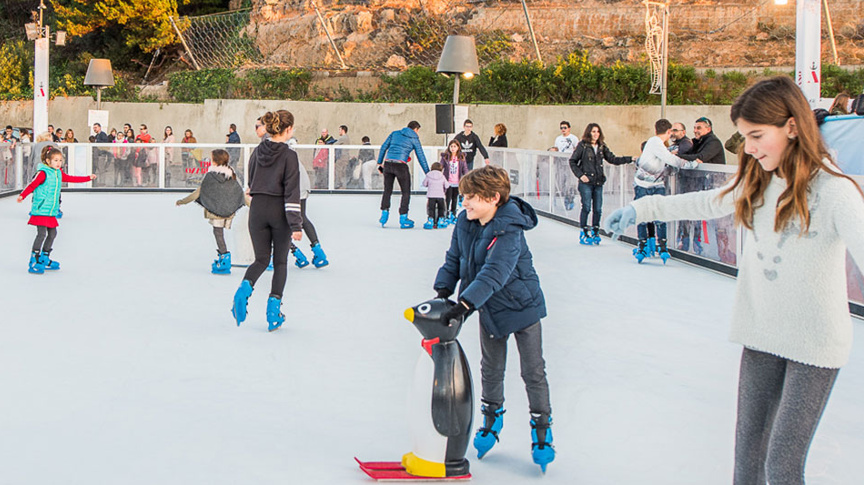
[444,139,464,161]
[581,123,604,145]
[722,76,861,234]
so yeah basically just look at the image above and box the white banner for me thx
[33,36,50,136]
[795,0,822,106]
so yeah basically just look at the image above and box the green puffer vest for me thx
[30,164,62,217]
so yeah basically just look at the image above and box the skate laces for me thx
[478,406,505,439]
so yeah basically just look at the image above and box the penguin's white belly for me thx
[231,207,255,265]
[408,350,447,463]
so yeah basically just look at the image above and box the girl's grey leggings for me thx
[32,226,57,253]
[733,347,838,485]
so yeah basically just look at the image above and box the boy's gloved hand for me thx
[435,288,453,300]
[442,299,471,327]
[603,205,636,240]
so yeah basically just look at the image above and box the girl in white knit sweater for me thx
[606,76,864,483]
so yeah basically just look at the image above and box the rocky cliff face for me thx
[247,0,864,69]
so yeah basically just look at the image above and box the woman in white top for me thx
[606,76,864,483]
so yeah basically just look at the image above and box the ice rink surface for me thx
[1,192,863,485]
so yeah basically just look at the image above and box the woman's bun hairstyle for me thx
[261,110,295,136]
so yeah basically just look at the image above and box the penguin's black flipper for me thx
[430,342,473,439]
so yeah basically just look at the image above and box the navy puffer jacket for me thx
[434,197,547,338]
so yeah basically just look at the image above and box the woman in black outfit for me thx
[488,123,508,147]
[232,110,303,332]
[568,123,632,244]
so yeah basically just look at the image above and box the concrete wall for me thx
[0,97,736,160]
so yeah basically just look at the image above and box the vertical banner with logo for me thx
[33,36,50,136]
[795,0,822,106]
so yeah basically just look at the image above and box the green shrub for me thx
[168,69,236,103]
[0,41,34,98]
[236,68,312,100]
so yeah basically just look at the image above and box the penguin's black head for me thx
[404,298,463,342]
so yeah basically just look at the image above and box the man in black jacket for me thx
[678,117,725,165]
[453,119,489,170]
[675,117,724,254]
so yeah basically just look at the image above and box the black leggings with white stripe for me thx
[243,194,291,298]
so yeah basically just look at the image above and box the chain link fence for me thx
[181,8,263,69]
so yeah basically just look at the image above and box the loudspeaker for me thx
[854,94,864,116]
[435,104,454,134]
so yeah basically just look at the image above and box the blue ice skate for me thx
[28,250,45,274]
[633,240,649,263]
[473,403,505,459]
[591,226,602,245]
[437,217,448,229]
[646,237,657,257]
[293,246,310,268]
[579,228,593,245]
[311,243,329,268]
[266,296,285,332]
[399,213,414,229]
[530,413,555,473]
[379,209,389,227]
[423,217,435,230]
[658,238,670,265]
[211,252,231,274]
[448,213,457,225]
[231,280,253,326]
[38,250,60,270]
[56,209,63,219]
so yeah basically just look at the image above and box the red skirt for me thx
[28,215,59,228]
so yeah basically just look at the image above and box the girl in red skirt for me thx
[17,146,96,274]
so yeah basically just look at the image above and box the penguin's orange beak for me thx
[404,308,414,322]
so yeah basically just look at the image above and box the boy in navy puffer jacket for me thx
[433,165,555,472]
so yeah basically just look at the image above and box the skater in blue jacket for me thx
[433,165,554,472]
[376,121,430,228]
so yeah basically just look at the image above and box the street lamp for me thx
[84,59,115,110]
[436,35,480,105]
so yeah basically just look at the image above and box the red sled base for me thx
[355,458,471,481]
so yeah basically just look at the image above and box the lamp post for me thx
[25,0,65,136]
[84,59,115,110]
[436,35,480,106]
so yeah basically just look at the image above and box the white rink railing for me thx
[3,142,864,313]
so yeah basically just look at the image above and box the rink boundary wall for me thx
[4,142,864,319]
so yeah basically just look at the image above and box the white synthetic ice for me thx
[1,193,862,485]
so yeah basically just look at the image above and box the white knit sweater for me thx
[631,166,864,368]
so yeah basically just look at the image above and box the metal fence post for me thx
[15,146,23,190]
[158,145,166,189]
[548,154,554,213]
[243,145,251,190]
[328,148,336,190]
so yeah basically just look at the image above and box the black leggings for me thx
[243,195,291,298]
[380,161,412,215]
[290,199,319,251]
[427,198,446,220]
[32,226,58,253]
[445,186,460,216]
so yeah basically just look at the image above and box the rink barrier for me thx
[3,142,863,318]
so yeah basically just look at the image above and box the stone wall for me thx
[0,97,737,159]
[246,0,864,68]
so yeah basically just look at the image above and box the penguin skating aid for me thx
[357,298,473,481]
